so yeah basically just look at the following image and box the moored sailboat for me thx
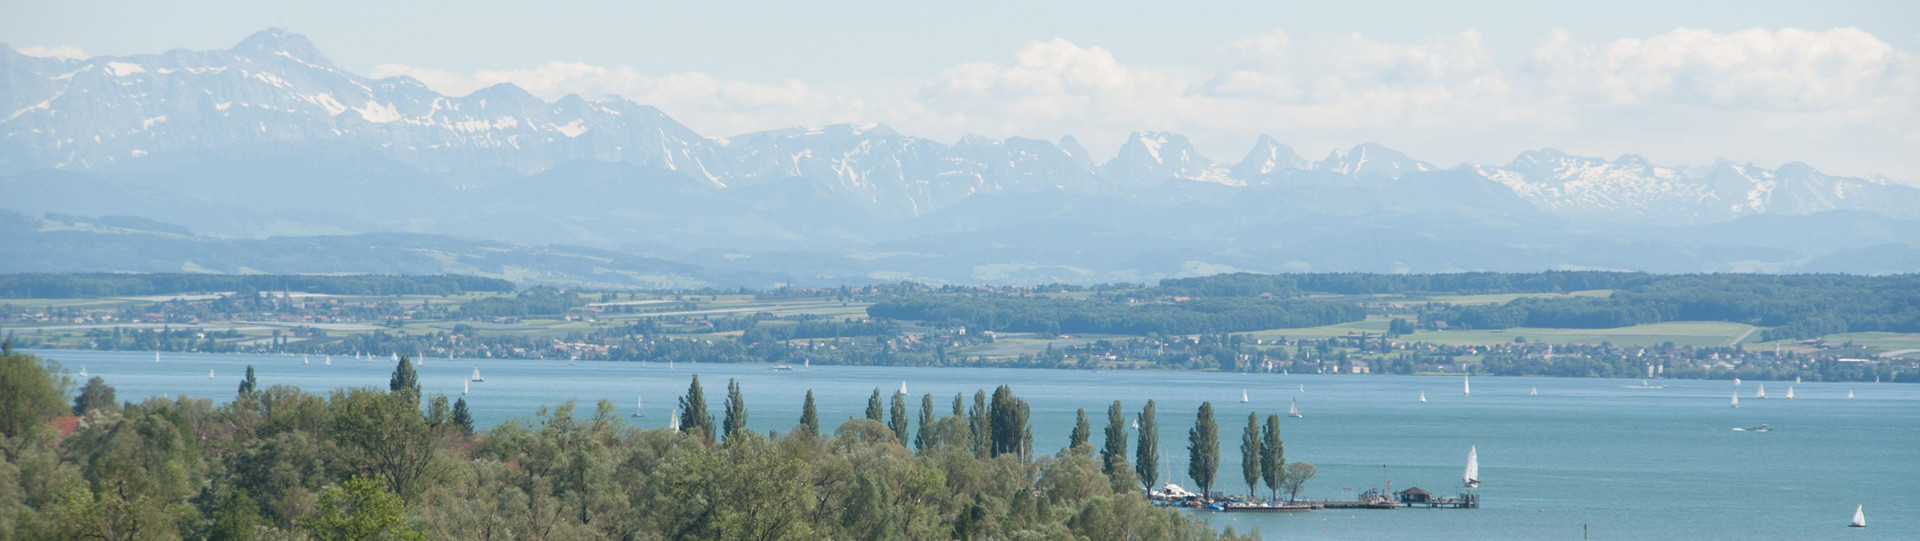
[1463,446,1480,488]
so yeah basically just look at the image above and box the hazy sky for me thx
[7,0,1919,179]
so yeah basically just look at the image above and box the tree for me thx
[388,356,419,406]
[1240,411,1260,497]
[330,388,437,500]
[1280,462,1317,502]
[722,378,747,441]
[303,476,426,541]
[0,351,65,458]
[915,393,936,451]
[73,376,118,416]
[426,394,450,429]
[1100,401,1127,476]
[888,392,909,444]
[238,364,259,396]
[1260,414,1285,501]
[865,388,884,422]
[1068,408,1090,451]
[988,385,1029,459]
[798,390,819,438]
[451,397,474,435]
[1188,402,1219,498]
[1136,400,1158,488]
[968,390,990,458]
[680,375,714,444]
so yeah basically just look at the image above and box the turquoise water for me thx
[32,349,1919,540]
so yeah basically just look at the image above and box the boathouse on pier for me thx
[1396,487,1432,505]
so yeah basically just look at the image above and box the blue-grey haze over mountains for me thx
[3,29,1920,288]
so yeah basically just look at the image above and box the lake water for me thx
[31,349,1919,540]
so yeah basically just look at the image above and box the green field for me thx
[1239,316,1393,340]
[1416,289,1614,305]
[1406,321,1756,348]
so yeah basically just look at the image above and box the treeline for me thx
[1153,271,1658,297]
[0,273,514,298]
[0,349,1258,540]
[1420,274,1920,339]
[868,296,1363,335]
[449,286,583,319]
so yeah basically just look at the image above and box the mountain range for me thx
[4,29,1918,287]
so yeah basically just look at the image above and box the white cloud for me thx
[16,45,89,60]
[369,27,1919,181]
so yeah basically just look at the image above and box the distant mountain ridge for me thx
[4,28,1916,222]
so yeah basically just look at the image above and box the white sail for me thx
[1241,389,1249,403]
[470,367,484,382]
[463,380,469,395]
[209,369,215,379]
[804,358,810,369]
[669,408,681,432]
[391,353,399,362]
[1419,391,1427,403]
[155,352,160,363]
[1795,376,1801,384]
[1756,385,1766,399]
[303,356,309,365]
[1298,384,1304,392]
[1731,393,1739,408]
[325,357,332,366]
[1463,446,1480,488]
[1734,377,1741,386]
[1288,398,1301,418]
[1851,505,1865,527]
[1529,387,1538,396]
[1463,375,1471,396]
[898,381,908,395]
[1786,387,1794,400]
[1848,390,1855,399]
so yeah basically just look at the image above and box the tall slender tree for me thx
[1188,402,1219,498]
[388,356,419,406]
[968,390,990,458]
[1260,414,1285,501]
[865,389,884,422]
[988,385,1029,459]
[1068,408,1091,451]
[1241,411,1261,497]
[722,378,747,441]
[915,393,936,451]
[451,397,473,435]
[798,390,819,438]
[1136,400,1159,488]
[238,365,258,396]
[679,375,714,444]
[888,392,909,444]
[1100,401,1127,475]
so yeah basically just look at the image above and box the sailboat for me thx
[1463,446,1481,488]
[208,369,215,379]
[1529,387,1538,396]
[325,357,332,366]
[303,356,310,365]
[1298,383,1304,392]
[631,396,644,418]
[1131,419,1139,430]
[1850,505,1866,528]
[1848,390,1855,399]
[1795,376,1801,384]
[669,408,681,432]
[470,367,484,383]
[1463,375,1471,396]
[462,380,469,395]
[1419,391,1427,403]
[1288,397,1302,418]
[1734,377,1742,386]
[1756,385,1767,399]
[1786,387,1795,400]
[154,352,161,363]
[1241,390,1249,403]
[1731,393,1739,408]
[897,381,908,396]
[391,353,399,362]
[804,358,810,369]
[78,366,88,378]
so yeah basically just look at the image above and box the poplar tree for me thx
[1241,411,1261,497]
[915,394,936,451]
[1136,400,1158,488]
[798,390,819,438]
[1068,408,1090,451]
[1100,401,1127,476]
[968,390,990,458]
[451,398,473,435]
[888,392,909,444]
[238,365,258,396]
[1260,414,1285,501]
[388,356,419,406]
[865,389,884,422]
[722,378,747,441]
[1188,402,1218,498]
[679,375,714,444]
